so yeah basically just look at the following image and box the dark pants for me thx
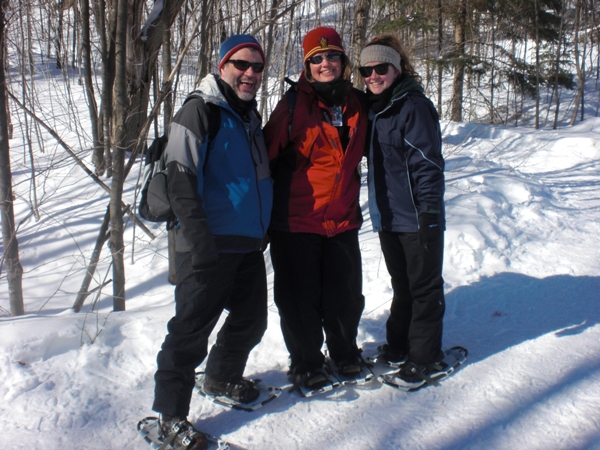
[269,229,364,373]
[378,231,445,364]
[152,250,268,417]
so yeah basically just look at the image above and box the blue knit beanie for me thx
[219,35,265,70]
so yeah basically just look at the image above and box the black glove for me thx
[418,213,442,247]
[192,262,218,285]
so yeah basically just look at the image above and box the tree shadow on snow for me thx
[360,273,600,363]
[435,273,600,450]
[359,273,600,450]
[441,273,600,362]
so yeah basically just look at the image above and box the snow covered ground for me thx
[1,91,600,448]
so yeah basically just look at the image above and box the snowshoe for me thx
[366,344,408,368]
[288,367,337,398]
[327,356,374,386]
[379,346,468,391]
[137,416,229,450]
[194,372,282,411]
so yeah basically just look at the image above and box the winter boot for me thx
[336,355,365,379]
[373,344,408,366]
[159,415,208,450]
[203,375,260,404]
[288,367,331,390]
[397,360,448,387]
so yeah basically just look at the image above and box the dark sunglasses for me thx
[227,59,265,73]
[359,63,391,77]
[308,51,342,65]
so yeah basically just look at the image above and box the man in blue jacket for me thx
[151,35,272,450]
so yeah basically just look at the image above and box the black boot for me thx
[159,415,208,450]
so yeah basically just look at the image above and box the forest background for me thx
[0,0,598,315]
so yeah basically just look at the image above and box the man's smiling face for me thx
[219,47,264,101]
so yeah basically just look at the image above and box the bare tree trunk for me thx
[108,0,186,310]
[18,3,41,221]
[260,0,283,118]
[95,0,116,177]
[489,9,496,123]
[73,207,111,312]
[109,0,128,312]
[162,29,174,129]
[123,0,186,161]
[80,0,102,173]
[56,3,64,69]
[314,0,321,27]
[534,0,540,129]
[451,0,466,122]
[570,0,585,125]
[0,0,25,316]
[277,4,295,99]
[351,0,371,91]
[552,0,565,129]
[197,0,212,83]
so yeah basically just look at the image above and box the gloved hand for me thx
[418,213,442,247]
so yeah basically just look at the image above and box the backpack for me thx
[138,92,218,224]
[138,134,171,223]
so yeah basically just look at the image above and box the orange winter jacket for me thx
[264,75,368,237]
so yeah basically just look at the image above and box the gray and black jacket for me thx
[165,74,273,272]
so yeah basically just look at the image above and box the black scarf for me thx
[367,75,424,113]
[311,79,351,107]
[367,78,401,114]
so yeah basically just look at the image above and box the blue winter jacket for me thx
[165,74,273,271]
[367,79,445,233]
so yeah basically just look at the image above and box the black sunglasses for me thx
[308,51,342,65]
[227,59,265,73]
[359,63,391,77]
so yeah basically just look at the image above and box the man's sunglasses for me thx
[359,63,391,77]
[228,59,265,73]
[308,51,342,65]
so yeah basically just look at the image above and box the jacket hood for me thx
[197,74,227,106]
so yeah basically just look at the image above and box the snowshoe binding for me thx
[379,346,468,391]
[195,372,282,411]
[137,416,229,450]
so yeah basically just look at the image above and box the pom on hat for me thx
[302,27,345,63]
[219,34,265,71]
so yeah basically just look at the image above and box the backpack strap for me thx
[283,77,298,138]
[181,91,220,175]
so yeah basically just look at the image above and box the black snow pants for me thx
[378,231,445,364]
[152,250,267,417]
[269,228,365,373]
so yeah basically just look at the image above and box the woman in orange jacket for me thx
[263,27,368,391]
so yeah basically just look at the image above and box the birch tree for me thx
[0,0,25,316]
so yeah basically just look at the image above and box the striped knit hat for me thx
[219,34,265,71]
